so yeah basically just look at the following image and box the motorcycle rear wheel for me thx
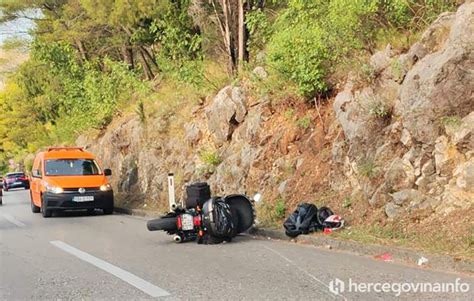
[147,216,178,231]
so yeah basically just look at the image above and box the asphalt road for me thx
[0,189,472,300]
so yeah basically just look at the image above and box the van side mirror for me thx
[33,169,42,178]
[104,169,112,176]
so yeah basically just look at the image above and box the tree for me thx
[207,0,263,73]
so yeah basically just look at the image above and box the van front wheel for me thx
[41,196,52,218]
[103,207,113,215]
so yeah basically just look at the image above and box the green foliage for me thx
[296,116,311,129]
[284,108,295,120]
[441,116,462,128]
[267,0,458,96]
[151,0,204,85]
[360,63,377,84]
[199,148,222,166]
[267,0,380,96]
[267,22,329,96]
[342,197,352,208]
[369,100,391,118]
[390,58,403,81]
[274,198,286,219]
[136,101,146,124]
[358,159,378,179]
[0,42,147,161]
[245,9,272,56]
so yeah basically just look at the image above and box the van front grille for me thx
[63,187,100,193]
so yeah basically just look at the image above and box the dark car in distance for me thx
[3,172,30,191]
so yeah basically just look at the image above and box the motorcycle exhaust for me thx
[173,235,182,243]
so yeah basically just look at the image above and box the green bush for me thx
[267,0,380,96]
[246,9,273,58]
[296,116,311,129]
[343,197,352,208]
[275,198,286,219]
[369,101,391,118]
[199,148,222,166]
[267,22,329,96]
[441,116,462,128]
[358,159,378,179]
[266,0,457,97]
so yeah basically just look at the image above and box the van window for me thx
[45,159,101,176]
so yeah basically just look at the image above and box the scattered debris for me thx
[418,256,429,266]
[323,228,332,234]
[375,252,393,262]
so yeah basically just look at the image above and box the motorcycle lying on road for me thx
[147,174,255,244]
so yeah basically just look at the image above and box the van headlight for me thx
[46,185,64,194]
[100,184,112,191]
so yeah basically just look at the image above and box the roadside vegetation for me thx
[0,0,459,175]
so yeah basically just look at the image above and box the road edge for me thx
[114,206,156,217]
[114,207,473,275]
[249,228,474,276]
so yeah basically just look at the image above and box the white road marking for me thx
[50,240,170,298]
[1,214,26,227]
[264,245,347,301]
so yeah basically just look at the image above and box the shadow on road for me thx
[52,209,109,218]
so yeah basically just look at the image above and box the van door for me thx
[31,156,42,205]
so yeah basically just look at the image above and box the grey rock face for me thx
[396,3,474,145]
[385,158,416,191]
[385,202,403,219]
[252,66,268,80]
[390,189,424,206]
[206,86,247,145]
[184,123,201,145]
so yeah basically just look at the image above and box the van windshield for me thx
[45,159,101,176]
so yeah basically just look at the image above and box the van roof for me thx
[41,147,96,160]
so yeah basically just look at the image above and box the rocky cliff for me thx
[78,2,473,246]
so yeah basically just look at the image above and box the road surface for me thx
[0,189,472,300]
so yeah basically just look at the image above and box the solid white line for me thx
[1,213,26,227]
[264,245,347,301]
[50,240,170,298]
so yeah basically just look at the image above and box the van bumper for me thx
[43,190,114,210]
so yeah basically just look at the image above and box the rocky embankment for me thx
[78,3,473,234]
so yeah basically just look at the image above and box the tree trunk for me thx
[138,48,154,80]
[221,0,236,73]
[75,40,89,62]
[121,44,134,69]
[238,0,245,72]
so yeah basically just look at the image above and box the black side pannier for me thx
[200,197,236,244]
[185,182,211,208]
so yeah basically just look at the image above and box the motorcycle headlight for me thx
[100,184,112,191]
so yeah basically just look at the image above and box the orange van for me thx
[30,147,113,217]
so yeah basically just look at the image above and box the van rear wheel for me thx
[30,191,40,213]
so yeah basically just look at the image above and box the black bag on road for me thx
[283,203,319,238]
